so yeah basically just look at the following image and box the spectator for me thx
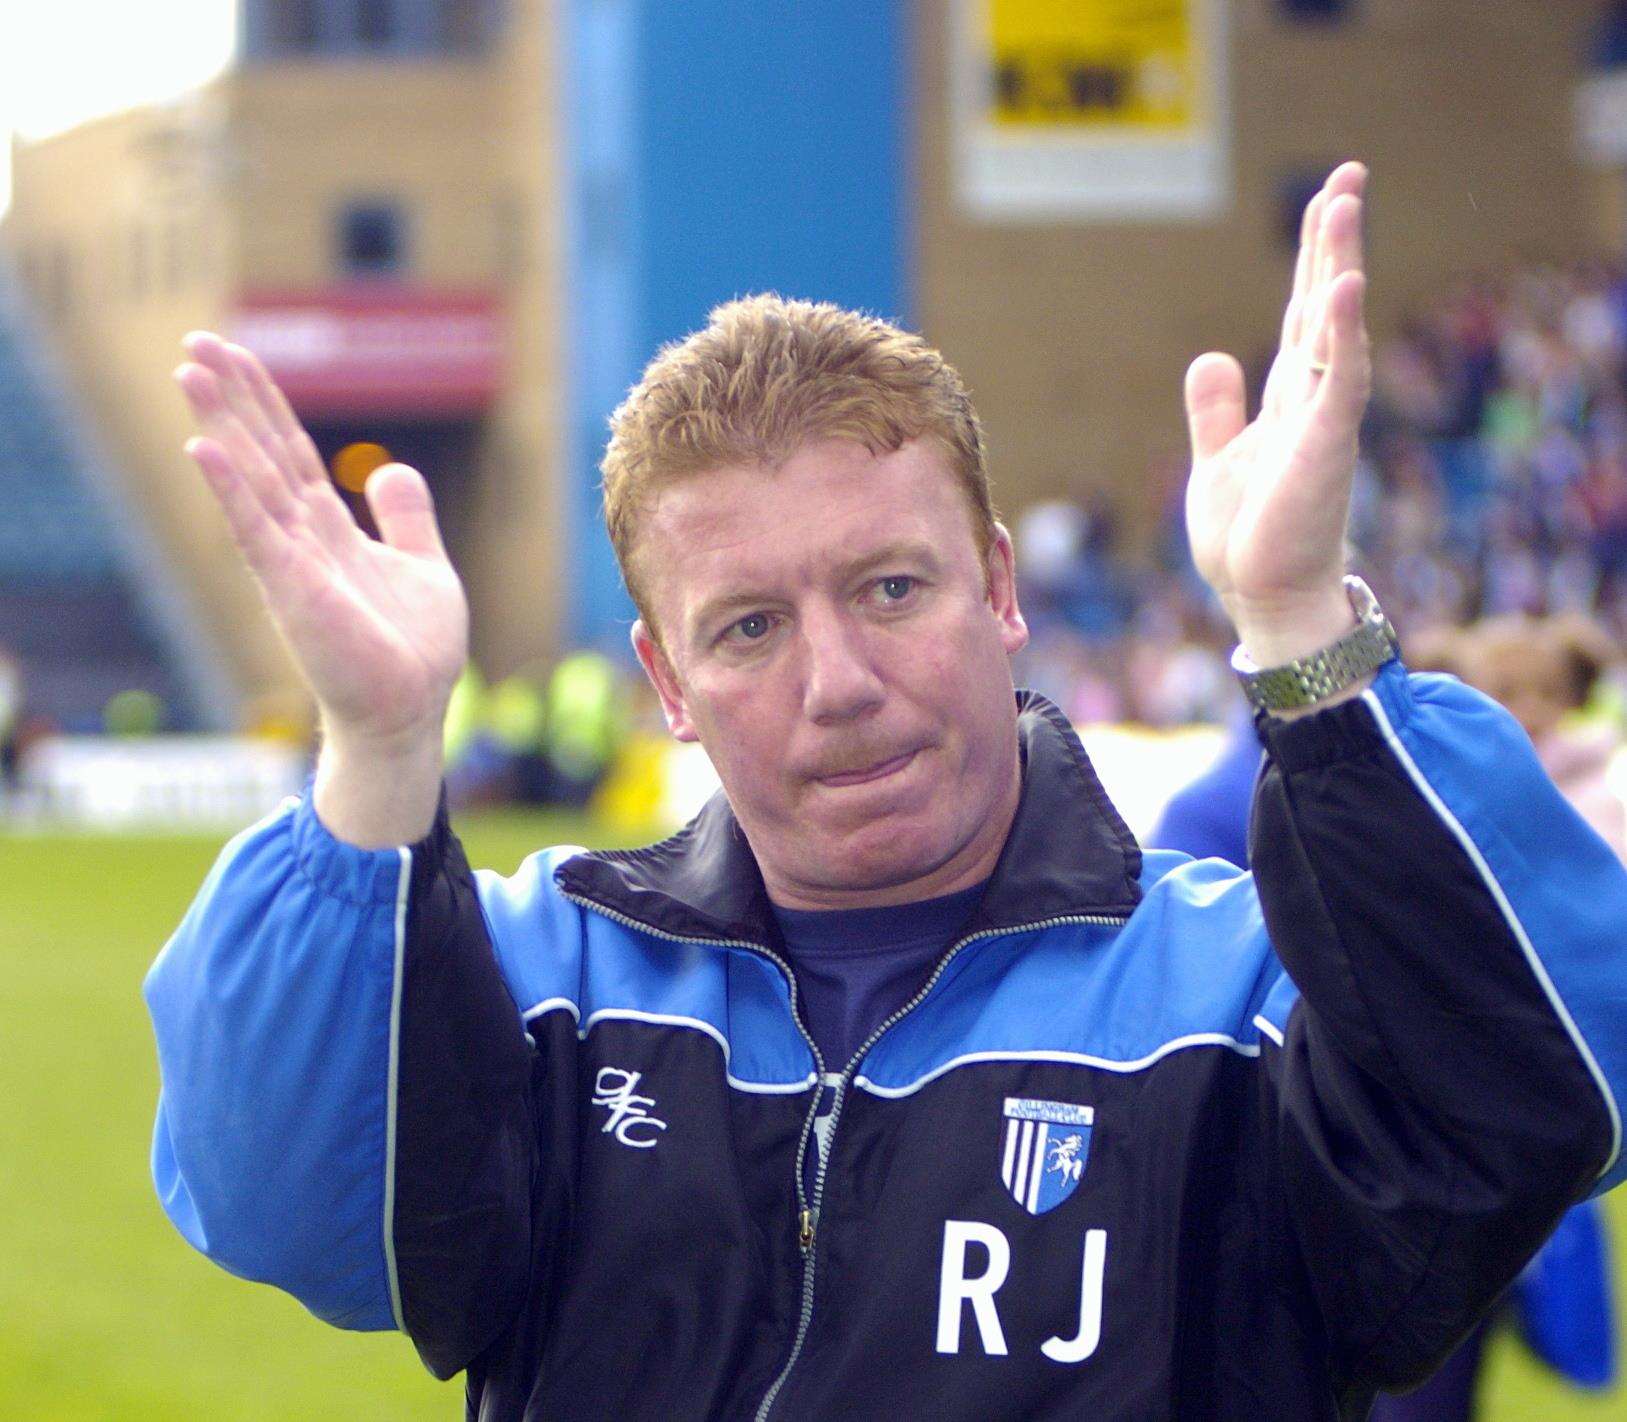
[0,645,21,799]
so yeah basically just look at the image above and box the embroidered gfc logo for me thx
[1001,1098,1093,1214]
[591,1067,668,1148]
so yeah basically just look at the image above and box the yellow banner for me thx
[983,0,1197,130]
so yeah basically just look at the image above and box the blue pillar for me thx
[559,0,909,654]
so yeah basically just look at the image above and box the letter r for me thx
[936,1220,1010,1355]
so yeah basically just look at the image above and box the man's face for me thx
[631,438,1030,910]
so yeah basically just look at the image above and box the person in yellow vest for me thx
[540,650,626,808]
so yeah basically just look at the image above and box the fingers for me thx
[1185,352,1248,463]
[364,463,450,562]
[1281,191,1324,351]
[219,337,333,491]
[1309,190,1365,369]
[176,332,364,559]
[182,434,296,595]
[175,362,303,528]
[182,333,285,474]
[184,332,277,448]
[1286,163,1367,356]
[181,332,327,493]
[1313,270,1371,427]
[215,338,365,548]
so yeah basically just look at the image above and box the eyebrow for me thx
[686,539,946,642]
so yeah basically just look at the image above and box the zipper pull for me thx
[798,1208,815,1253]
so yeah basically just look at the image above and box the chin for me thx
[813,819,962,893]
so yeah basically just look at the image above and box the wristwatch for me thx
[1230,575,1400,714]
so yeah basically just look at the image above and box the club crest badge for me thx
[1001,1097,1094,1215]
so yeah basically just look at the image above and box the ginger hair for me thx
[601,294,996,625]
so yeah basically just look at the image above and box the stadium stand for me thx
[0,261,233,730]
[1016,259,1627,732]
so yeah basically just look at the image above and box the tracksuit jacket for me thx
[144,665,1627,1420]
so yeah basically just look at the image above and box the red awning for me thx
[229,288,503,417]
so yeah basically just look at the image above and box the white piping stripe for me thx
[514,995,813,1099]
[521,996,581,1024]
[853,1034,1262,1099]
[1253,1014,1285,1048]
[1001,1119,1019,1188]
[381,846,410,1333]
[1362,686,1623,1179]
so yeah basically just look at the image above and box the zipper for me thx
[751,910,1130,1421]
[556,888,828,1231]
[557,889,831,1389]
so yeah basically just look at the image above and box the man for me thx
[145,163,1627,1420]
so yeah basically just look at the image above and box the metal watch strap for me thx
[1230,575,1401,714]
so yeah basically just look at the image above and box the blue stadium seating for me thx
[0,271,203,730]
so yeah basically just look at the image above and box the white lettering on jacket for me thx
[591,1067,668,1148]
[935,1221,1108,1363]
[1041,1229,1107,1363]
[937,1221,1011,1355]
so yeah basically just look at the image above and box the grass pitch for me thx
[1,814,1624,1419]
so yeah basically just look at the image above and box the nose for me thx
[800,604,884,725]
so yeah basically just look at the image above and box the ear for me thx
[631,619,699,742]
[985,523,1029,656]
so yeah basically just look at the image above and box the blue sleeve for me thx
[1363,668,1627,1193]
[144,793,410,1332]
[1246,664,1627,1393]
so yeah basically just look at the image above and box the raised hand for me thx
[176,332,467,842]
[1183,161,1372,669]
[175,332,468,741]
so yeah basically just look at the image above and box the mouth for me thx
[815,749,919,787]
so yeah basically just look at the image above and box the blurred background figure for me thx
[0,641,21,801]
[1146,694,1258,870]
[1458,614,1627,857]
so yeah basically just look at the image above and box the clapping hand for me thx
[1183,161,1372,673]
[176,332,466,840]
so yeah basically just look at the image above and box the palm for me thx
[262,509,467,734]
[175,333,468,738]
[1185,163,1371,620]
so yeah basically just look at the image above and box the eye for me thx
[877,575,915,603]
[729,612,772,641]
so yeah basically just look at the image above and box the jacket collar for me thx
[554,689,1142,945]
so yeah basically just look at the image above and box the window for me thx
[251,0,318,55]
[1277,170,1328,253]
[339,201,407,276]
[356,0,401,47]
[1277,0,1353,21]
[1593,2,1627,70]
[441,0,501,53]
[244,0,501,58]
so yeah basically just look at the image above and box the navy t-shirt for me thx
[773,880,987,1194]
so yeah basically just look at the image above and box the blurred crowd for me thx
[1014,259,1627,736]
